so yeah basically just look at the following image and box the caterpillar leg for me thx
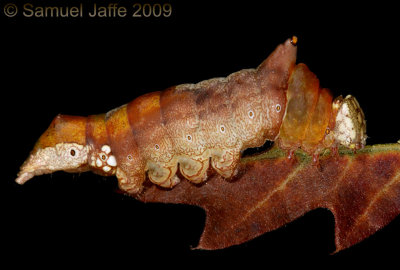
[116,168,146,195]
[147,162,180,188]
[330,145,339,159]
[287,149,296,161]
[312,152,323,171]
[211,148,240,178]
[179,155,209,184]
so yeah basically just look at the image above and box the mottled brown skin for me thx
[97,37,296,194]
[15,37,366,195]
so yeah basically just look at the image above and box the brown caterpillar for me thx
[15,37,366,195]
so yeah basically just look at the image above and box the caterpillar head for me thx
[16,115,90,185]
[332,95,367,150]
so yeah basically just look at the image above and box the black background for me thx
[2,0,400,267]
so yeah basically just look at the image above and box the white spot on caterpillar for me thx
[275,104,281,112]
[96,158,102,167]
[101,145,111,154]
[155,144,160,150]
[187,135,192,141]
[107,155,117,167]
[248,110,254,119]
[103,166,111,172]
[220,125,226,133]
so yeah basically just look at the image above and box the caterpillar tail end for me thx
[15,171,35,185]
[15,114,90,185]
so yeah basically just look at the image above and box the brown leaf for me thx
[137,143,400,252]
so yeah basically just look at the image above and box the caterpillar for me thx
[15,37,366,195]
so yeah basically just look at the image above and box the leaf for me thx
[136,143,400,252]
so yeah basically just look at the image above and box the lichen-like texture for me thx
[138,143,400,252]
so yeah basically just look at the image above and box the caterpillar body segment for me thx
[16,37,366,195]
